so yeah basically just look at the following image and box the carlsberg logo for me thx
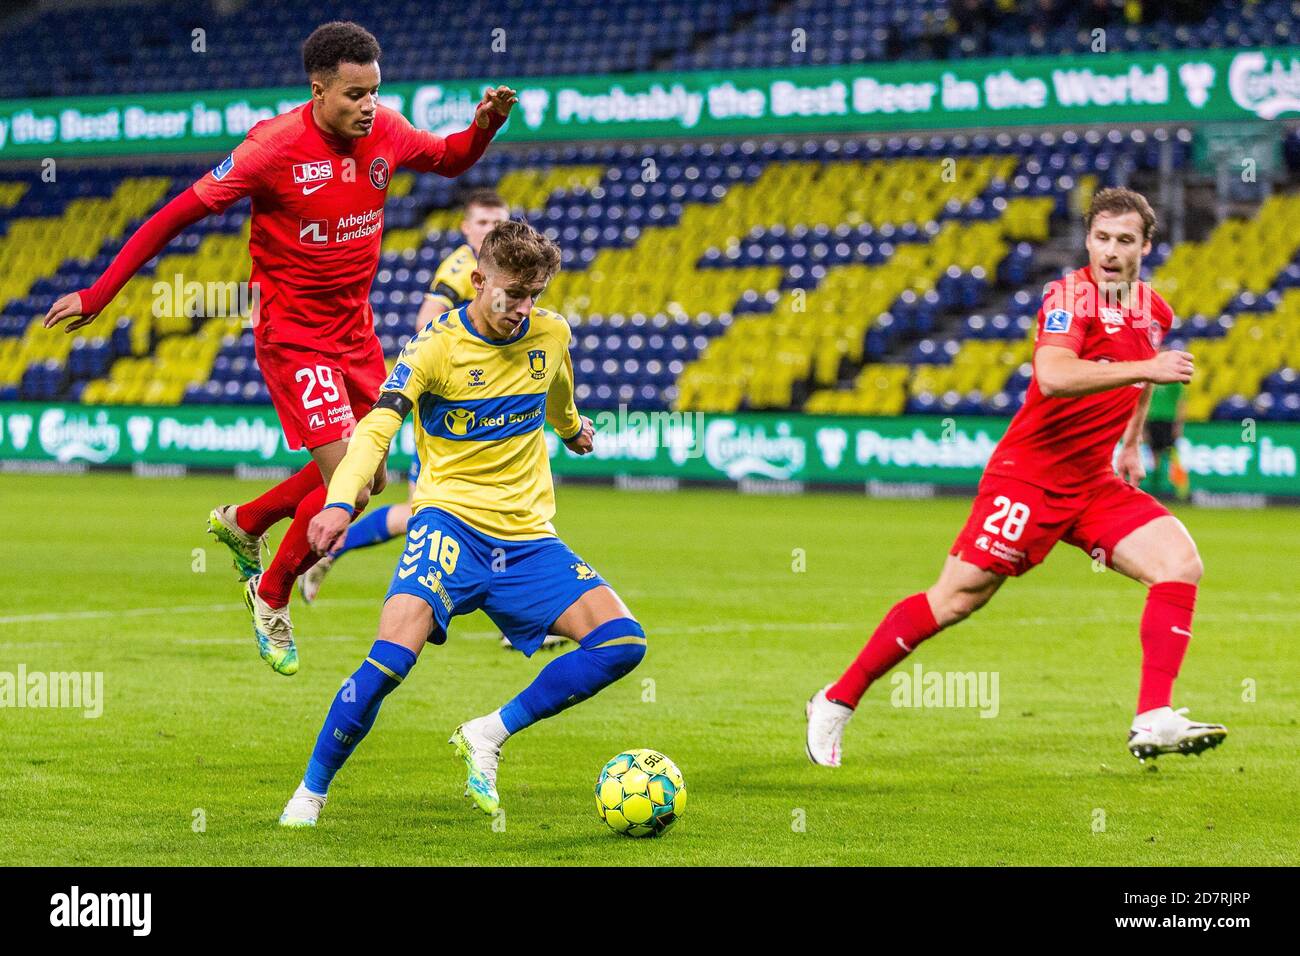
[411,85,477,135]
[704,419,805,480]
[1228,51,1300,119]
[39,409,119,463]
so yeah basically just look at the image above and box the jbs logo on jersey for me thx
[1043,309,1072,333]
[298,219,329,245]
[1099,308,1125,333]
[293,161,333,184]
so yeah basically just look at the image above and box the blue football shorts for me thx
[385,506,607,655]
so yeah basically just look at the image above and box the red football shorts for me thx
[950,474,1172,576]
[256,335,388,451]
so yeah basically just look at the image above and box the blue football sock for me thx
[333,505,396,556]
[498,619,646,735]
[302,640,417,795]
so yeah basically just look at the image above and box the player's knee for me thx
[941,587,992,625]
[583,618,646,681]
[1167,550,1203,585]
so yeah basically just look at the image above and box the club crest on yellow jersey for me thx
[528,349,547,379]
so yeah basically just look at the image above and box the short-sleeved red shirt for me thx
[984,266,1174,492]
[192,102,457,352]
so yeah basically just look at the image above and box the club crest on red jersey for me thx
[1148,320,1164,347]
[369,157,391,189]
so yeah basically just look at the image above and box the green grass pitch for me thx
[1,472,1296,866]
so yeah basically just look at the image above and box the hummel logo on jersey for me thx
[1044,309,1072,333]
[468,368,487,387]
[1100,308,1125,333]
[293,160,333,185]
[299,219,329,245]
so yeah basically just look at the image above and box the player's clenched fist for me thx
[43,291,96,333]
[475,85,518,127]
[563,416,596,455]
[307,506,352,557]
[1146,349,1194,384]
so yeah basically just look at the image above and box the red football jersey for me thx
[984,266,1174,491]
[192,102,459,351]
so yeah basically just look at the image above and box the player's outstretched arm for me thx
[42,187,210,333]
[397,86,517,176]
[1036,346,1193,399]
[309,402,407,554]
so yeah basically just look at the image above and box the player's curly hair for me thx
[302,21,381,79]
[1085,187,1157,241]
[478,221,561,281]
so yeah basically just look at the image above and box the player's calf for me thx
[277,638,418,825]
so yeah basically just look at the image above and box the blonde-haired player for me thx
[279,221,646,825]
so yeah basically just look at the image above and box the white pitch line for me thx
[0,598,376,626]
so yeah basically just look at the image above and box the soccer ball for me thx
[594,748,687,837]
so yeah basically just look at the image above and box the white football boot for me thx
[298,554,334,606]
[449,715,505,814]
[279,783,326,827]
[806,685,853,767]
[244,574,299,676]
[1127,706,1227,763]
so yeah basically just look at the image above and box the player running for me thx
[43,22,514,677]
[278,221,646,826]
[296,188,509,603]
[806,187,1226,767]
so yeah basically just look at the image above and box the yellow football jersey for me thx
[326,304,583,540]
[424,243,478,313]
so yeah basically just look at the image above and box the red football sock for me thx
[828,592,940,708]
[257,485,329,608]
[1137,581,1197,714]
[257,485,371,609]
[235,461,323,537]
